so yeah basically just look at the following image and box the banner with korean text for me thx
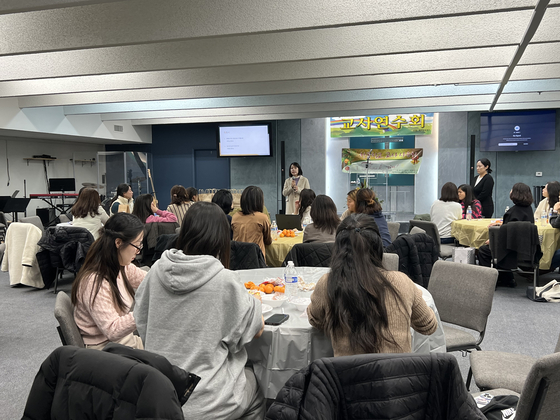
[331,114,433,137]
[342,148,423,174]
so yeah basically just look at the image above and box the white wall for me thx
[414,113,439,214]
[325,118,350,214]
[0,137,104,202]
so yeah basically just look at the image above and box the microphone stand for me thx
[365,149,373,188]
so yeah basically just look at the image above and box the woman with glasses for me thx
[72,212,147,350]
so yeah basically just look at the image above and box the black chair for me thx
[488,222,542,301]
[140,222,180,266]
[282,242,335,267]
[230,241,266,270]
[409,219,457,260]
[36,226,95,293]
[266,353,485,419]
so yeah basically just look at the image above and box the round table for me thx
[451,219,560,269]
[265,234,303,267]
[237,267,446,399]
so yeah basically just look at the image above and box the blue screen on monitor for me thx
[480,110,556,152]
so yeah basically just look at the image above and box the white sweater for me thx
[430,200,462,239]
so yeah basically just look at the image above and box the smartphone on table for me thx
[264,314,289,326]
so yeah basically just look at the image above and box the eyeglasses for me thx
[129,243,143,253]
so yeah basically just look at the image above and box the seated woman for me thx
[72,213,146,350]
[295,189,316,221]
[457,184,482,219]
[71,188,109,240]
[478,183,534,287]
[354,188,392,248]
[231,186,272,258]
[341,189,358,220]
[534,181,560,220]
[307,214,437,356]
[212,189,234,238]
[166,185,194,226]
[185,186,199,204]
[109,183,134,216]
[303,194,340,243]
[430,182,462,243]
[132,194,178,224]
[134,202,265,419]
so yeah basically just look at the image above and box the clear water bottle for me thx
[302,216,310,230]
[466,206,472,220]
[271,220,278,239]
[284,261,299,300]
[548,208,553,224]
[541,211,547,226]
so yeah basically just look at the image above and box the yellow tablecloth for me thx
[451,219,560,269]
[265,235,303,267]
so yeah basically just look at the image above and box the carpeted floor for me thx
[1,270,560,419]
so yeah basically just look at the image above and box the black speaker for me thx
[36,208,56,227]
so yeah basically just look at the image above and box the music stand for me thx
[3,198,31,222]
[0,196,11,212]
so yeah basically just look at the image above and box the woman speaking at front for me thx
[282,162,310,215]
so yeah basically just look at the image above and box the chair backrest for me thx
[20,215,44,233]
[427,260,498,333]
[382,253,399,271]
[409,220,441,254]
[58,214,71,223]
[410,226,426,235]
[283,242,334,267]
[54,291,84,347]
[515,352,560,420]
[489,222,540,268]
[230,241,267,270]
[387,222,400,242]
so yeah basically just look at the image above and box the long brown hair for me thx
[71,188,101,218]
[71,213,144,313]
[325,214,403,353]
[310,195,339,234]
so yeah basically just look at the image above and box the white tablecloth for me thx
[237,267,446,399]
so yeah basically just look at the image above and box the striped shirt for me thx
[166,202,194,226]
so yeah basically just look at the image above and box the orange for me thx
[279,233,285,238]
[274,286,285,293]
[264,284,274,294]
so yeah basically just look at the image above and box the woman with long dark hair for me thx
[430,182,462,243]
[307,214,437,356]
[534,181,560,220]
[231,186,272,258]
[472,158,494,218]
[303,195,340,243]
[457,184,482,219]
[166,185,194,226]
[295,188,316,220]
[72,212,146,349]
[132,194,177,224]
[135,202,265,419]
[71,188,109,239]
[354,188,392,247]
[110,183,134,216]
[282,162,310,215]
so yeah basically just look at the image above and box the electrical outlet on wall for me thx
[536,172,543,177]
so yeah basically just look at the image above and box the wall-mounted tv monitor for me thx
[480,110,556,152]
[217,123,272,157]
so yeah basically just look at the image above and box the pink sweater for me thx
[146,209,178,223]
[73,264,146,345]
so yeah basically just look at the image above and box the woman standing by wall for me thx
[472,158,494,218]
[282,162,310,215]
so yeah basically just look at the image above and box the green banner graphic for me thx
[342,148,423,174]
[331,114,433,137]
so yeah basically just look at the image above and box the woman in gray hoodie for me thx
[135,201,265,420]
